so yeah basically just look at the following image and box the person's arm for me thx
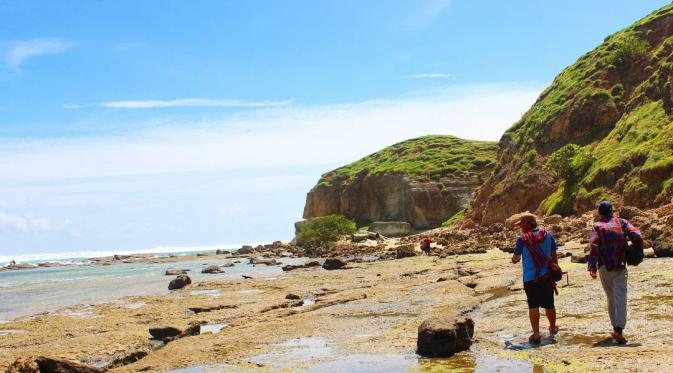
[512,238,523,263]
[588,224,600,278]
[550,234,558,264]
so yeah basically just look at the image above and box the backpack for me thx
[621,219,644,266]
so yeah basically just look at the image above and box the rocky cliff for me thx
[304,135,497,229]
[470,4,673,225]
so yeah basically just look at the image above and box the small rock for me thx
[351,233,369,242]
[201,265,224,274]
[436,277,448,282]
[168,275,192,290]
[165,269,190,276]
[571,253,588,263]
[305,260,321,267]
[282,264,303,272]
[322,258,347,270]
[417,317,474,357]
[286,293,301,300]
[242,275,254,279]
[237,245,255,254]
[644,247,656,258]
[149,326,182,340]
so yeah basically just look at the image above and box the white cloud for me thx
[62,103,84,109]
[0,211,51,233]
[407,73,454,79]
[100,98,293,109]
[0,82,542,182]
[7,38,73,68]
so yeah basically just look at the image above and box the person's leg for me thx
[529,307,541,339]
[612,268,628,342]
[545,308,557,334]
[599,266,616,327]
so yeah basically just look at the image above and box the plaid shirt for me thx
[588,217,643,272]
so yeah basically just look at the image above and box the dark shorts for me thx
[523,279,555,309]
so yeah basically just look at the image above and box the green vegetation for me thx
[295,215,357,248]
[544,144,595,181]
[441,208,466,227]
[317,135,497,186]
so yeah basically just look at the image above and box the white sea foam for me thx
[0,242,254,266]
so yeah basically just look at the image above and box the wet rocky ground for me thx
[2,240,672,372]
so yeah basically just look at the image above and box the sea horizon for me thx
[0,242,258,266]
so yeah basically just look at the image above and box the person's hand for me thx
[589,270,597,279]
[511,255,521,264]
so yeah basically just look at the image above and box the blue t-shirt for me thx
[514,229,558,282]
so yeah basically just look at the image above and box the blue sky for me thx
[0,0,669,257]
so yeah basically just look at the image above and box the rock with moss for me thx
[304,135,497,229]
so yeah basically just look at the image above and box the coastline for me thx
[3,239,672,372]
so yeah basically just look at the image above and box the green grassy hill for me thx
[471,3,673,224]
[317,135,497,187]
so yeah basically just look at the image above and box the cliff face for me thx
[471,4,673,225]
[303,136,497,229]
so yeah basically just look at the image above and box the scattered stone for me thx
[436,277,448,282]
[221,262,235,267]
[351,233,369,242]
[250,257,279,266]
[201,265,224,274]
[106,349,150,369]
[237,245,255,254]
[417,317,474,357]
[396,244,417,259]
[149,326,182,341]
[7,358,38,373]
[644,247,656,258]
[369,221,412,237]
[544,214,563,224]
[35,357,104,373]
[168,275,191,290]
[285,293,301,300]
[305,260,321,267]
[571,253,588,263]
[322,258,347,270]
[242,275,254,279]
[165,269,190,276]
[189,305,238,313]
[282,264,303,272]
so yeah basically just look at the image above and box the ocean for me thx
[0,251,305,322]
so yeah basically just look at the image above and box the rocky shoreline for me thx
[3,206,673,372]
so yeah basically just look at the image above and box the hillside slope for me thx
[471,4,673,224]
[304,135,497,229]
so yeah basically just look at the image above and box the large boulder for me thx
[36,357,103,373]
[653,239,673,257]
[249,257,279,266]
[237,245,255,254]
[168,275,191,290]
[322,258,347,270]
[417,317,474,357]
[201,265,224,274]
[396,244,417,259]
[369,221,412,237]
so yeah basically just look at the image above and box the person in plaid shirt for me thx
[588,200,643,344]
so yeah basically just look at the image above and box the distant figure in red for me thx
[421,237,433,255]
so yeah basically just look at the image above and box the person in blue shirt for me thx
[511,213,559,344]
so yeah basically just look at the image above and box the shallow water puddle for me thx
[190,289,221,297]
[0,329,24,336]
[200,323,226,334]
[302,299,316,306]
[168,352,544,372]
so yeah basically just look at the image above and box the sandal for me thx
[549,326,559,336]
[611,332,627,345]
[528,334,541,345]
